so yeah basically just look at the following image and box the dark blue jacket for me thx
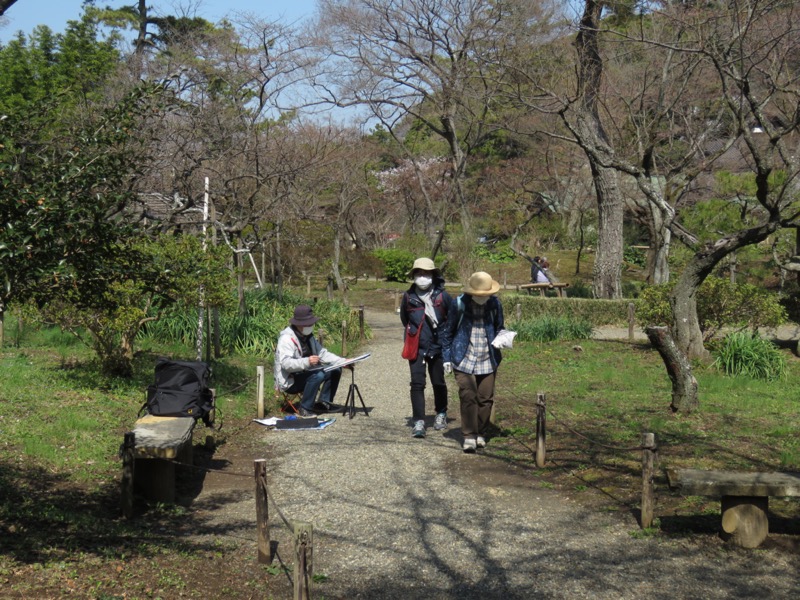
[400,277,451,358]
[441,294,505,370]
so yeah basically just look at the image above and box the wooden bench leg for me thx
[720,495,769,548]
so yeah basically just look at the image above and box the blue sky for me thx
[0,0,319,43]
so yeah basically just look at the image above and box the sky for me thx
[0,0,319,43]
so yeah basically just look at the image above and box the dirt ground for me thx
[4,317,799,599]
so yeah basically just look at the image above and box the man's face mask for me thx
[415,275,433,290]
[472,295,490,305]
[301,326,314,336]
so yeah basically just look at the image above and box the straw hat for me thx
[463,271,500,296]
[408,257,439,277]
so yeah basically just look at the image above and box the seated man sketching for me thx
[274,304,346,417]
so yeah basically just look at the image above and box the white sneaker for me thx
[462,438,477,453]
[433,412,447,430]
[476,436,486,448]
[412,420,426,438]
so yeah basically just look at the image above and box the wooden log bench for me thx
[124,415,196,506]
[666,468,800,548]
[516,282,570,298]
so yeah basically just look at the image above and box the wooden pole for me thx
[628,302,635,342]
[515,303,522,322]
[120,432,135,519]
[358,305,365,340]
[257,366,265,419]
[394,291,400,314]
[503,271,507,289]
[341,320,348,356]
[306,275,311,296]
[641,432,656,528]
[255,459,270,563]
[535,393,546,467]
[293,521,313,600]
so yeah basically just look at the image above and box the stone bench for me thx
[120,415,197,515]
[666,468,800,548]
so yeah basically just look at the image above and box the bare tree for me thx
[310,0,554,244]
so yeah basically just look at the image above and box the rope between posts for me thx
[167,458,294,529]
[497,385,646,453]
[212,376,257,400]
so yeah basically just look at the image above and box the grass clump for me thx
[514,316,593,343]
[712,331,787,381]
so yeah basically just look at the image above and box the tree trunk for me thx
[671,274,709,361]
[565,0,625,299]
[645,202,671,285]
[332,223,344,291]
[645,326,698,413]
[592,165,624,298]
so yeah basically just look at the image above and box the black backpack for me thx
[143,358,215,426]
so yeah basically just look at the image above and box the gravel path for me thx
[256,309,799,599]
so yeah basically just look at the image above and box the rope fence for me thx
[497,385,659,529]
[123,363,315,599]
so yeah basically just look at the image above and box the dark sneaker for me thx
[433,412,447,430]
[299,407,318,418]
[412,420,426,438]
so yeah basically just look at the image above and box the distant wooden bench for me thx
[516,282,570,298]
[667,468,800,548]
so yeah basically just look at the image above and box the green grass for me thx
[499,335,800,473]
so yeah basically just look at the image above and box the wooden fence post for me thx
[394,291,400,313]
[293,521,313,600]
[257,366,265,419]
[341,320,347,356]
[515,303,522,322]
[628,302,635,342]
[358,305,365,340]
[120,431,135,519]
[306,275,311,295]
[535,393,546,468]
[255,459,271,563]
[641,432,656,528]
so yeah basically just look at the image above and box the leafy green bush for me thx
[509,294,630,325]
[372,248,415,282]
[712,331,786,380]
[636,277,787,340]
[566,280,593,299]
[514,316,594,342]
[473,242,517,264]
[139,288,366,357]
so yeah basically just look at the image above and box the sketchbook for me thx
[323,353,371,372]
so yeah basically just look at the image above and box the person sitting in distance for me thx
[274,304,345,417]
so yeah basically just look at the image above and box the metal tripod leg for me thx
[341,368,369,419]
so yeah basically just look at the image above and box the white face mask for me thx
[301,326,314,336]
[472,295,490,305]
[415,275,433,290]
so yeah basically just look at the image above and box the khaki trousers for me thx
[454,370,496,438]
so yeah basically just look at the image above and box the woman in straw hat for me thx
[441,271,505,453]
[400,257,452,438]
